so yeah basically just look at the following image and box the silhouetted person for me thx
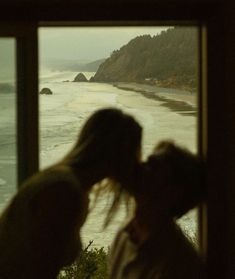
[0,108,142,279]
[109,140,206,279]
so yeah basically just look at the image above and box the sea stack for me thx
[40,88,53,95]
[73,73,88,82]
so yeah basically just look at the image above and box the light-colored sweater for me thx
[109,220,206,279]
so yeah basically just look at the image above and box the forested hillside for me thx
[93,27,198,90]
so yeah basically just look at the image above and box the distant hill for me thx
[41,58,106,72]
[82,59,106,72]
[93,27,198,90]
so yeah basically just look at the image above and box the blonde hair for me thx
[146,141,206,218]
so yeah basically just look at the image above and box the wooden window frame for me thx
[0,23,39,186]
[0,19,208,255]
[1,1,232,276]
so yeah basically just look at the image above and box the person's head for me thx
[139,140,206,219]
[63,108,142,226]
[64,108,142,182]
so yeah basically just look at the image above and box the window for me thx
[2,1,232,276]
[39,25,200,249]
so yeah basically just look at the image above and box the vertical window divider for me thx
[198,23,208,259]
[17,24,39,187]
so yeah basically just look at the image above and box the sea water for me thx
[0,70,198,248]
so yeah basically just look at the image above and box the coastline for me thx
[0,78,198,248]
[113,82,197,116]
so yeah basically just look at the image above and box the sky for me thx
[39,26,170,62]
[0,27,170,81]
[0,39,16,81]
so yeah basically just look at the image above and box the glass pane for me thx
[0,38,17,212]
[39,26,199,251]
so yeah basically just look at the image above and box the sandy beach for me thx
[113,82,197,108]
[0,72,198,249]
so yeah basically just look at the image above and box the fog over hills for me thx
[40,58,106,72]
[0,39,15,82]
[39,27,168,61]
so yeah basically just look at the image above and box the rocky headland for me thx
[92,27,198,93]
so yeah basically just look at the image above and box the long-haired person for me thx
[0,108,142,279]
[109,141,206,279]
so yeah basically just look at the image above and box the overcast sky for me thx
[39,26,170,62]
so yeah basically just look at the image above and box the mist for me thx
[39,26,170,62]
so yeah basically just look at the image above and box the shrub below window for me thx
[58,241,108,279]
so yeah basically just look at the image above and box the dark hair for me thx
[63,108,142,226]
[64,108,141,176]
[146,141,206,219]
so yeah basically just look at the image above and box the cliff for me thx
[93,27,198,90]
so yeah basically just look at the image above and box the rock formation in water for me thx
[73,73,88,82]
[40,88,53,95]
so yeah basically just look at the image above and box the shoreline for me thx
[113,82,197,116]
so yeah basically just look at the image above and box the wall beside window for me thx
[0,0,235,277]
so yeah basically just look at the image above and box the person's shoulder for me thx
[148,224,206,279]
[168,225,206,278]
[21,166,85,224]
[12,165,83,214]
[34,164,76,183]
[22,165,79,192]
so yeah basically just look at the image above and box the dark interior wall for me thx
[206,0,235,277]
[224,0,235,277]
[1,0,223,4]
[0,0,234,278]
[0,0,223,21]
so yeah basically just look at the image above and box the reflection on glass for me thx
[0,39,17,212]
[39,26,199,249]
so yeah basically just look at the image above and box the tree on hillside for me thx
[94,27,198,90]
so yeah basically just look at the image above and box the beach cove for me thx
[113,82,197,107]
[0,70,198,249]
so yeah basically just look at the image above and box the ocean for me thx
[0,70,198,248]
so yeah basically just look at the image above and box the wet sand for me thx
[113,82,197,116]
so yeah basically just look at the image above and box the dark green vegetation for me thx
[93,27,198,91]
[58,241,108,279]
[57,229,197,279]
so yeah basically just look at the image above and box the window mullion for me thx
[17,25,39,187]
